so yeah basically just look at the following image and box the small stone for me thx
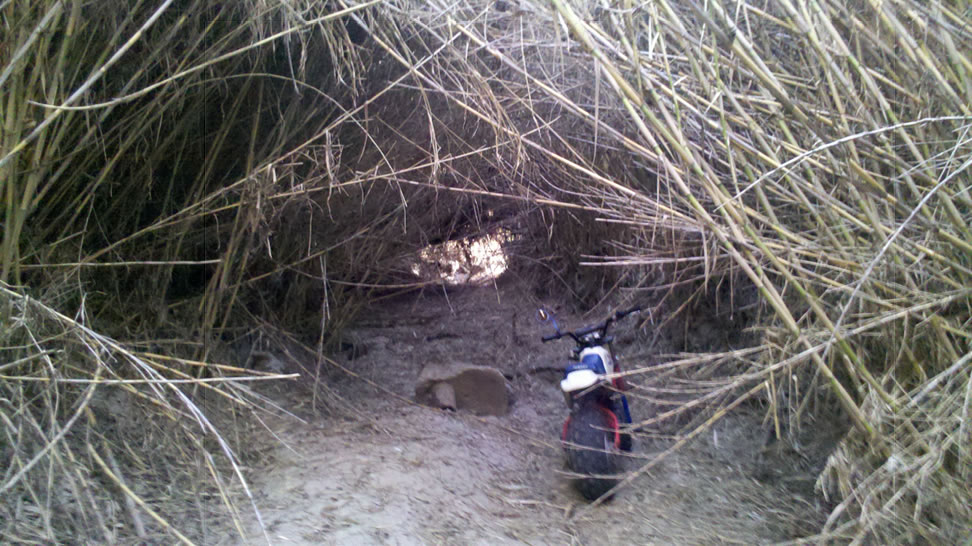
[431,382,456,410]
[415,362,509,416]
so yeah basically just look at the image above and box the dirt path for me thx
[237,280,821,544]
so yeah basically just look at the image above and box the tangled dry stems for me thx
[1,0,970,542]
[363,2,970,540]
[0,283,301,543]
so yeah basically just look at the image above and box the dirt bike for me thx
[539,307,640,500]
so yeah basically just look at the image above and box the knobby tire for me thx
[563,399,620,501]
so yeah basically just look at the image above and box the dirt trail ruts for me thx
[234,280,821,545]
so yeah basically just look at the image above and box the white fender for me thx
[560,369,599,393]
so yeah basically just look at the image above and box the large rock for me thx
[415,362,509,416]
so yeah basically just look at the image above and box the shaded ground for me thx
[231,279,828,544]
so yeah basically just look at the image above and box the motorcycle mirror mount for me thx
[537,307,562,335]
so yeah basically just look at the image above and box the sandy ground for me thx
[231,280,826,545]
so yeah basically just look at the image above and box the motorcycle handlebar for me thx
[540,306,641,343]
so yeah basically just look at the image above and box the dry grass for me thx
[1,1,373,542]
[341,1,971,541]
[0,282,300,542]
[2,0,970,542]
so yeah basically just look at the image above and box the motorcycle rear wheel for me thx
[563,399,620,500]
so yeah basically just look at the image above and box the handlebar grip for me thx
[541,333,560,342]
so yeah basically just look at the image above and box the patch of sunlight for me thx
[411,228,513,285]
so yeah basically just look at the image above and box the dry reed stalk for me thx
[356,0,970,540]
[1,1,378,541]
[3,0,969,541]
